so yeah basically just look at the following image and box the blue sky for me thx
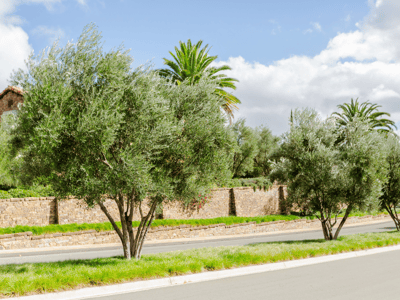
[1,0,400,134]
[15,0,370,67]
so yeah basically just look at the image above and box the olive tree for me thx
[10,24,234,259]
[379,135,400,230]
[334,117,387,237]
[230,118,259,178]
[270,108,386,240]
[251,125,279,177]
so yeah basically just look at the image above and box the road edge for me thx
[14,243,400,300]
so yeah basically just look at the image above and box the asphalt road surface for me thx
[90,247,400,300]
[0,220,396,265]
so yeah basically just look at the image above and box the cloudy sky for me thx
[1,0,399,135]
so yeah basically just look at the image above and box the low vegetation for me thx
[1,231,399,297]
[0,212,387,236]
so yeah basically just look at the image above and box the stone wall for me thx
[233,186,285,217]
[0,197,57,227]
[0,185,287,228]
[58,198,121,225]
[163,188,231,220]
[0,214,391,250]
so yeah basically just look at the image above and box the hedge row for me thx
[0,186,54,199]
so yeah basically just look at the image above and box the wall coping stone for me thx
[0,234,14,239]
[14,232,29,237]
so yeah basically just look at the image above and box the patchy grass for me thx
[1,231,399,297]
[0,211,388,236]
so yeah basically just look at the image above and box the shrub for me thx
[8,188,41,198]
[0,190,12,199]
[26,185,54,197]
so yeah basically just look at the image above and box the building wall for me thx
[0,90,24,120]
[0,186,287,228]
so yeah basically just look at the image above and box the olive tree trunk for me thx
[98,193,158,260]
[382,202,400,231]
[318,205,352,240]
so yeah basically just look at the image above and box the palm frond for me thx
[332,98,396,132]
[161,39,241,121]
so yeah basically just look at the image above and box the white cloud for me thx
[31,25,65,43]
[311,22,322,32]
[0,22,31,92]
[269,19,281,35]
[304,22,322,34]
[212,0,400,135]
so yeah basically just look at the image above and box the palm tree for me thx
[332,98,397,132]
[159,39,241,122]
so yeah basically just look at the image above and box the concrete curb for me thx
[15,243,400,300]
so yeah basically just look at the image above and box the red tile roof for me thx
[0,86,24,100]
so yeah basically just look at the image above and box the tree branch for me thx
[99,152,113,169]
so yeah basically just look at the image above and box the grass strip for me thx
[1,231,399,297]
[0,211,388,236]
[0,215,301,236]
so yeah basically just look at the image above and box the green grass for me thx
[0,215,302,236]
[0,212,388,236]
[1,231,399,297]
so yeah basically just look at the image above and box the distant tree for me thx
[332,98,396,132]
[250,125,280,177]
[10,24,234,260]
[159,39,240,122]
[270,108,386,240]
[0,114,20,188]
[230,119,259,178]
[380,135,400,230]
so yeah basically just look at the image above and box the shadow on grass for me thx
[246,238,327,247]
[0,256,127,273]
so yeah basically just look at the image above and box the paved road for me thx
[0,221,396,265]
[91,247,400,300]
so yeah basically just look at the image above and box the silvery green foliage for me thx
[270,108,386,240]
[379,134,400,230]
[337,118,387,213]
[9,24,234,259]
[230,118,259,178]
[0,114,20,187]
[250,125,280,177]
